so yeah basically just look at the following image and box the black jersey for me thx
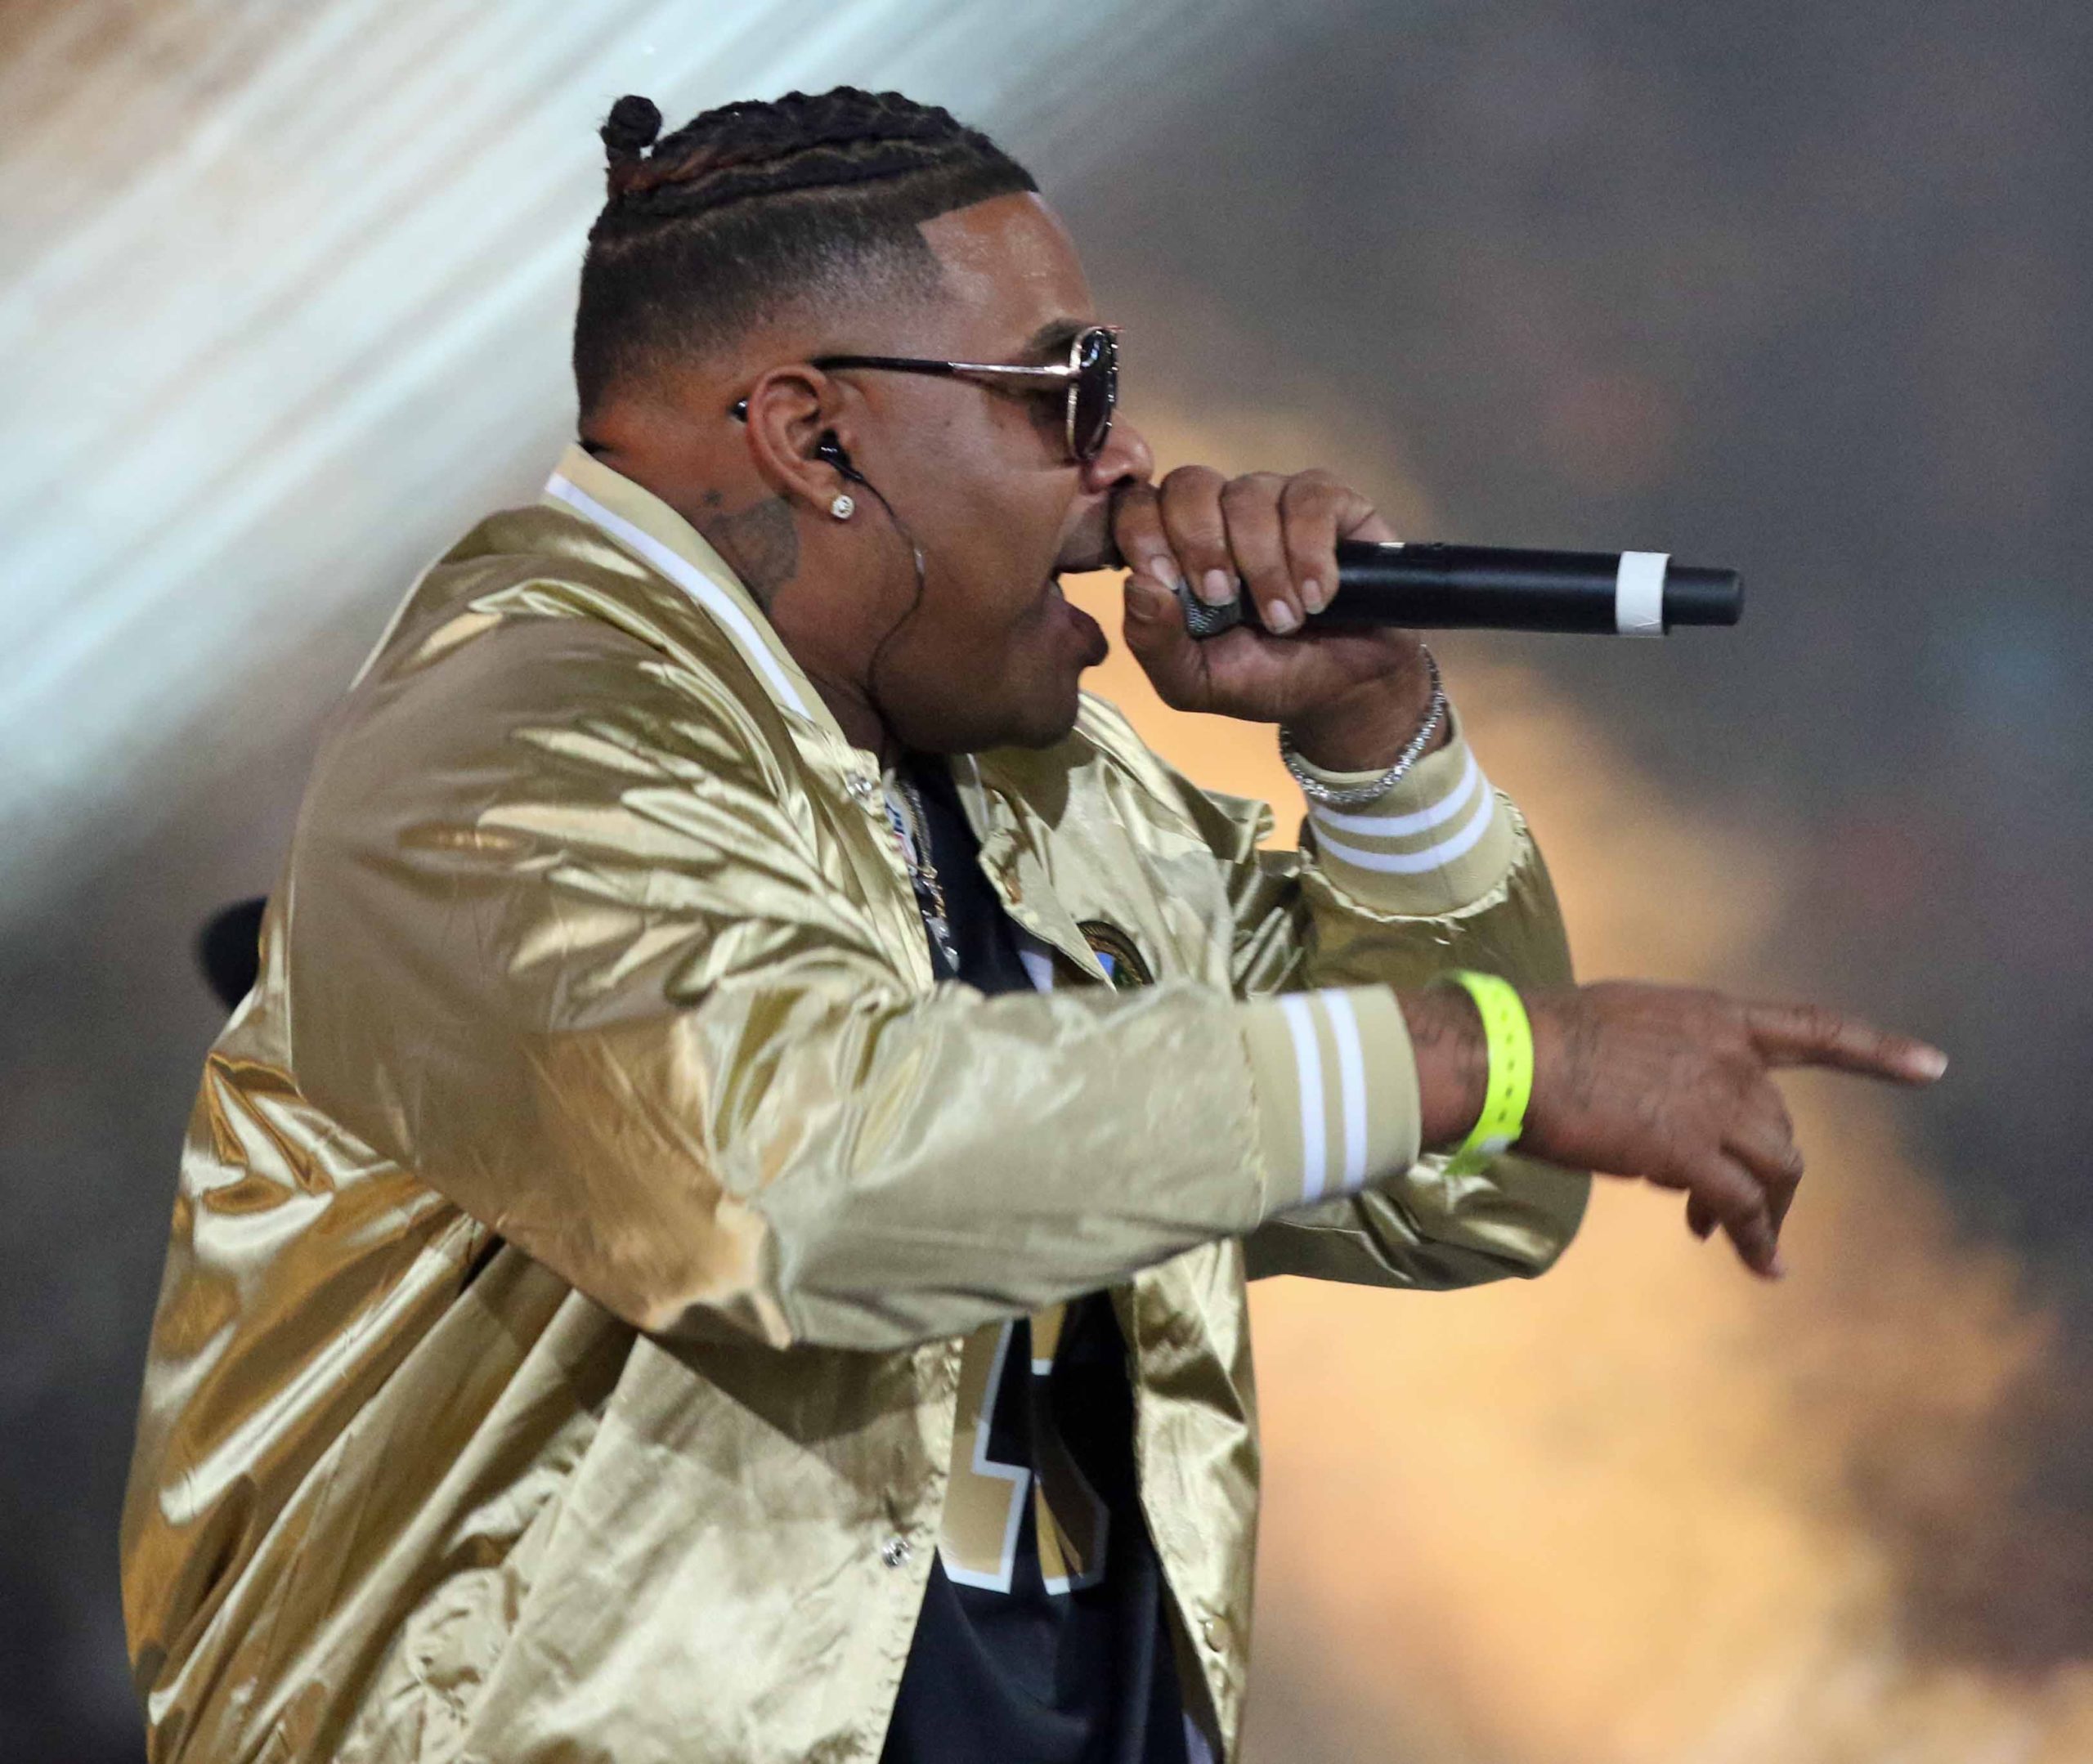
[878,755,1190,1764]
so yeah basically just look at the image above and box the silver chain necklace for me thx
[884,772,960,974]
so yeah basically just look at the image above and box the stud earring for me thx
[829,493,855,521]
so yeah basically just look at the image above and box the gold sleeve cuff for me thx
[1239,984,1420,1213]
[1293,706,1521,916]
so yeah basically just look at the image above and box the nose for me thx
[1081,415,1153,497]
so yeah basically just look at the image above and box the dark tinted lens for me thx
[1069,328,1116,460]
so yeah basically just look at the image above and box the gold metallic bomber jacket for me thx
[121,445,1589,1764]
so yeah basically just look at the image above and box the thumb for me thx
[1122,568,1181,634]
[1120,571,1202,700]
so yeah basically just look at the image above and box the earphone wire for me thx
[831,454,932,750]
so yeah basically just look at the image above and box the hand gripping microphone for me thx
[1172,542,1743,639]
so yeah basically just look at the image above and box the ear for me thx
[738,365,855,512]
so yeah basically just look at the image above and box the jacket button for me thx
[880,1535,913,1569]
[1200,1614,1226,1652]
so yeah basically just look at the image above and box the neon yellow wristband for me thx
[1434,970,1534,1175]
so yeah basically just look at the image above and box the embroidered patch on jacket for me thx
[1078,920,1154,990]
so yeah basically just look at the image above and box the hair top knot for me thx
[600,94,664,187]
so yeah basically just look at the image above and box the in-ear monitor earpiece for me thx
[816,431,863,482]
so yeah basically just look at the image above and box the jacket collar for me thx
[539,445,1101,968]
[541,443,835,736]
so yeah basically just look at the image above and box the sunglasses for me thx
[731,325,1120,464]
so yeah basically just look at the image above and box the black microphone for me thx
[1172,541,1743,639]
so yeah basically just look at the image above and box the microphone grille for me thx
[1173,582,1245,640]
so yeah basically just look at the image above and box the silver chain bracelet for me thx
[1278,645,1446,808]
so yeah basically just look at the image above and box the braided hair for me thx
[572,88,1038,417]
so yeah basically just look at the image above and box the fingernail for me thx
[1145,555,1181,593]
[1124,575,1168,616]
[1300,578,1324,613]
[1913,1046,1948,1081]
[1199,568,1235,607]
[1265,600,1300,634]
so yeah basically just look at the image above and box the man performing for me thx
[121,87,1945,1764]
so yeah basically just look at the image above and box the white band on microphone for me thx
[1615,551,1668,637]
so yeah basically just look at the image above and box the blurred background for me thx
[3,1,2088,1757]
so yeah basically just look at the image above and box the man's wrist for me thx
[1399,984,1490,1150]
[1283,651,1447,772]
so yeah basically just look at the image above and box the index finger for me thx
[1743,1001,1947,1085]
[1110,481,1184,598]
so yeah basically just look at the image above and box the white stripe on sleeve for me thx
[1313,777,1498,874]
[1277,992,1329,1203]
[1309,746,1481,837]
[1323,987,1370,1190]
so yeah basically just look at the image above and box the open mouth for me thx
[1051,547,1122,576]
[1038,573,1109,660]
